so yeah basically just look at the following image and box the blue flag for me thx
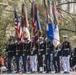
[14,10,19,22]
[46,23,54,41]
[46,23,60,48]
[45,0,60,48]
[34,6,42,41]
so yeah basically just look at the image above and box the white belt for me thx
[31,48,36,50]
[64,48,69,51]
[40,49,44,51]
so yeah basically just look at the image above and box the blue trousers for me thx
[28,67,32,72]
[45,54,51,72]
[8,56,13,72]
[15,56,20,72]
[22,56,27,72]
[53,56,60,72]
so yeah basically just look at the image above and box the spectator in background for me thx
[27,58,32,72]
[73,45,76,71]
[0,55,4,73]
[3,56,7,69]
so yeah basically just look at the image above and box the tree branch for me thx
[57,8,76,16]
[57,1,76,7]
[58,8,76,33]
[59,28,76,33]
[29,0,32,4]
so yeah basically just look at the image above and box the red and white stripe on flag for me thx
[15,18,23,41]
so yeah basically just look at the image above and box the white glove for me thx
[4,49,6,51]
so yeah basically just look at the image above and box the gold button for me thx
[16,53,18,55]
[23,54,25,56]
[31,52,33,55]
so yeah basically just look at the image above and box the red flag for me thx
[31,2,36,43]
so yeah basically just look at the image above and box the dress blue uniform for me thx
[45,40,54,73]
[36,38,46,72]
[21,41,28,73]
[14,38,22,72]
[73,48,76,67]
[53,47,61,73]
[5,39,15,73]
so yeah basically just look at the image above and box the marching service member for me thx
[45,38,54,73]
[61,35,71,73]
[4,39,15,73]
[21,37,28,73]
[14,38,22,73]
[29,37,37,72]
[36,37,46,73]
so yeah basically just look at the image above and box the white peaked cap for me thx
[63,35,68,38]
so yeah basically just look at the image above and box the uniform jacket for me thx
[5,43,15,57]
[61,41,71,56]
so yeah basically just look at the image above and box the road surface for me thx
[0,72,76,75]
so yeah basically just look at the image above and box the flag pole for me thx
[21,1,25,56]
[52,0,58,55]
[44,0,50,55]
[46,0,48,55]
[14,6,18,56]
[38,35,40,55]
[31,1,35,55]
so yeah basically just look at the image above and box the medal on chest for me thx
[65,43,68,46]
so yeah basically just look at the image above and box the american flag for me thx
[14,9,23,41]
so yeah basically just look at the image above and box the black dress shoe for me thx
[7,70,11,73]
[7,71,11,73]
[55,71,58,73]
[31,71,35,73]
[16,71,19,73]
[46,71,49,73]
[39,71,43,73]
[67,72,70,74]
[63,72,68,74]
[23,71,26,73]
[58,71,61,73]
